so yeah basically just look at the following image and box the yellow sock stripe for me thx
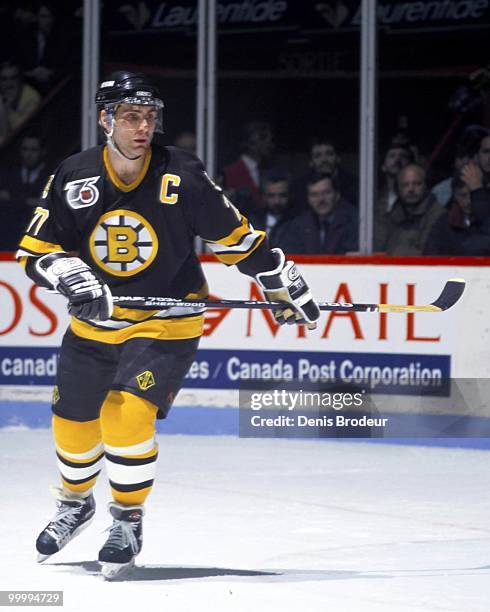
[110,486,153,506]
[52,415,102,455]
[62,475,98,493]
[100,390,157,448]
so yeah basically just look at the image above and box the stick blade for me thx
[431,278,465,311]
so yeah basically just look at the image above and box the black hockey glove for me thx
[35,252,113,321]
[256,248,320,330]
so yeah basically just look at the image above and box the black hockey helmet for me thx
[95,70,164,111]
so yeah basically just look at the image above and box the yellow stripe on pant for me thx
[53,415,103,494]
[100,390,159,505]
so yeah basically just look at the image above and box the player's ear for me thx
[99,110,112,133]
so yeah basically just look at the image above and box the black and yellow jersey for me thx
[17,143,274,343]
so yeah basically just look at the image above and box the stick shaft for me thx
[113,279,465,314]
[113,297,379,312]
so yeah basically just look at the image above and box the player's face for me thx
[307,177,339,217]
[113,104,157,157]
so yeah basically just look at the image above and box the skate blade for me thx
[100,558,135,581]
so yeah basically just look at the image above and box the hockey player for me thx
[17,71,319,579]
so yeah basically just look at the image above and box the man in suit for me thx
[248,172,296,248]
[291,137,358,210]
[281,173,358,254]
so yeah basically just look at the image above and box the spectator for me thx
[389,114,425,165]
[0,132,47,249]
[431,141,471,206]
[381,164,444,255]
[291,137,358,209]
[20,2,72,94]
[8,132,46,205]
[461,130,490,232]
[174,130,196,154]
[374,144,413,250]
[280,173,358,254]
[425,177,490,255]
[0,60,41,145]
[223,121,275,209]
[380,145,414,211]
[248,173,296,249]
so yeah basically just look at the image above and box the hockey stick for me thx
[112,278,465,314]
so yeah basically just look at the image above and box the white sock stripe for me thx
[103,438,155,456]
[56,442,104,461]
[105,457,157,485]
[57,456,103,482]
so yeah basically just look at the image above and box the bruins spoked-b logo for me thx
[89,209,158,276]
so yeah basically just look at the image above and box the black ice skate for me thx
[36,487,96,562]
[98,502,144,580]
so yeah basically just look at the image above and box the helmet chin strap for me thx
[107,133,142,161]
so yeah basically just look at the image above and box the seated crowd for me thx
[1,108,490,256]
[220,122,490,257]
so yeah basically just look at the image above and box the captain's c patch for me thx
[159,173,181,205]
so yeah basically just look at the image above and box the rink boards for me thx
[1,255,489,433]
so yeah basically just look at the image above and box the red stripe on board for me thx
[199,253,490,266]
[3,251,490,266]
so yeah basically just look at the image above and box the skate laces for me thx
[103,519,140,554]
[45,501,83,543]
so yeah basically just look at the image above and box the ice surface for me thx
[1,430,490,612]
